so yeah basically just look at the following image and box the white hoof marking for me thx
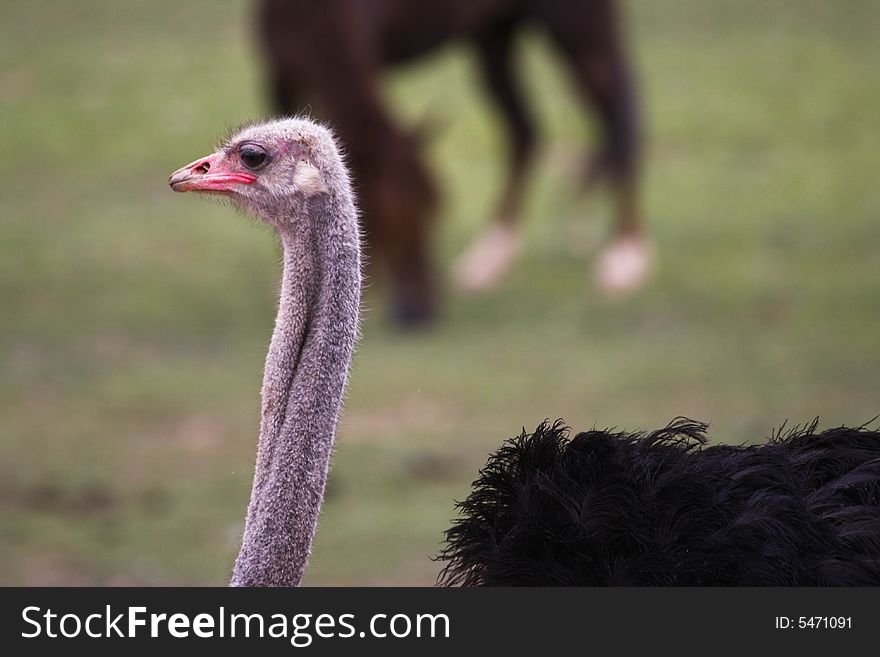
[595,235,654,295]
[453,223,523,293]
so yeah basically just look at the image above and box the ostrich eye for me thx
[238,143,269,171]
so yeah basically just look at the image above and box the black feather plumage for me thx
[438,418,880,585]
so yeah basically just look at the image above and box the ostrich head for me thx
[168,119,332,226]
[169,118,360,586]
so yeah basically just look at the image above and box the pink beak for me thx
[168,153,256,193]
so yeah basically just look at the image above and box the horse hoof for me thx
[595,234,654,296]
[453,223,522,293]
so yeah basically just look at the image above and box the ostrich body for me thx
[439,420,880,585]
[170,118,880,586]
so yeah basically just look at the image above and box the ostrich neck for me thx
[231,197,360,586]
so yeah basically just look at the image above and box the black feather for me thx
[437,419,880,585]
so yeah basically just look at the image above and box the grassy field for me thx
[1,0,878,585]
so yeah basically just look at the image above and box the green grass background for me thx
[1,0,878,584]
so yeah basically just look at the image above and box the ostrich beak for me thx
[168,153,256,193]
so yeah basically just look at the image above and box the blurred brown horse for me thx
[258,0,645,325]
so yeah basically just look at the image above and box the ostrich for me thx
[169,118,880,586]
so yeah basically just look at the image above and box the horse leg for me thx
[539,0,651,294]
[454,16,535,292]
